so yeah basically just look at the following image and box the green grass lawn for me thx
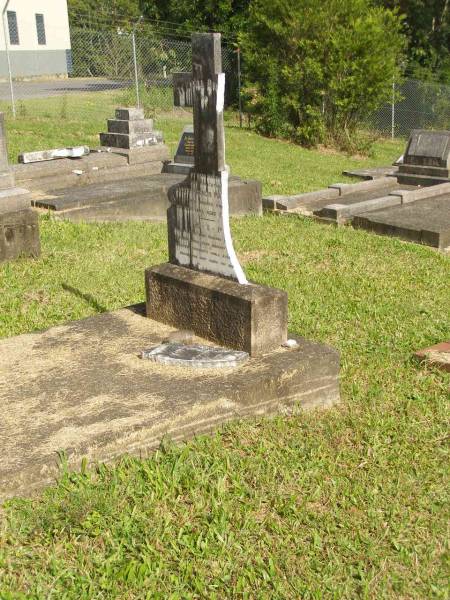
[0,97,448,598]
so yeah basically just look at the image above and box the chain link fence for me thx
[366,78,450,138]
[0,27,238,123]
[0,25,448,140]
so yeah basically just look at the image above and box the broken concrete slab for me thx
[414,341,450,373]
[0,305,340,502]
[353,193,450,250]
[18,146,90,164]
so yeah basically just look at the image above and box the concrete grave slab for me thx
[353,193,450,249]
[31,173,262,222]
[0,305,340,502]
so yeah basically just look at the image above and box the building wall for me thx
[0,0,71,78]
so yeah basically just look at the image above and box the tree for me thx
[375,0,450,82]
[67,0,141,29]
[240,0,406,149]
[139,0,250,39]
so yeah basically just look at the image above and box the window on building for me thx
[35,14,46,45]
[7,11,19,45]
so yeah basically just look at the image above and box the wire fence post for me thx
[2,0,16,118]
[391,77,395,140]
[131,30,140,109]
[237,46,242,128]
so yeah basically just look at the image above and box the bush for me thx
[241,0,406,152]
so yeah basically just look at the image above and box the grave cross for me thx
[167,33,247,284]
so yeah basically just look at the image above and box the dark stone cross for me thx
[167,33,247,283]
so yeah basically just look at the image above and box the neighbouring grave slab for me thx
[0,305,340,502]
[353,193,450,249]
[31,173,261,222]
[0,111,39,261]
[414,341,450,373]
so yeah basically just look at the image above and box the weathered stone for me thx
[397,129,450,186]
[0,305,340,502]
[107,118,154,134]
[0,112,15,190]
[142,342,249,368]
[315,195,401,223]
[0,203,40,262]
[402,129,450,168]
[414,341,450,373]
[99,131,163,150]
[263,188,340,213]
[328,177,398,196]
[167,33,246,283]
[389,181,450,204]
[115,107,145,121]
[18,146,90,164]
[145,263,288,356]
[173,72,193,107]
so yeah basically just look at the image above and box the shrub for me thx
[240,0,406,151]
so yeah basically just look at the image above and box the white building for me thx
[0,0,71,78]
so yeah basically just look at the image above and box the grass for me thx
[0,95,448,598]
[2,87,404,196]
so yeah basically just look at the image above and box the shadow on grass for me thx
[62,283,107,313]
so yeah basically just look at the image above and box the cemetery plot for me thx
[264,129,450,251]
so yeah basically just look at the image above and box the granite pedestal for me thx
[146,264,288,356]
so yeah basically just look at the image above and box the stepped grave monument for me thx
[0,34,339,502]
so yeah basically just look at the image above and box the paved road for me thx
[0,78,130,100]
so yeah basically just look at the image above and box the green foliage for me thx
[377,0,450,83]
[139,0,250,39]
[68,0,141,28]
[241,0,406,150]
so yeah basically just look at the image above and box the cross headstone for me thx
[167,33,247,284]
